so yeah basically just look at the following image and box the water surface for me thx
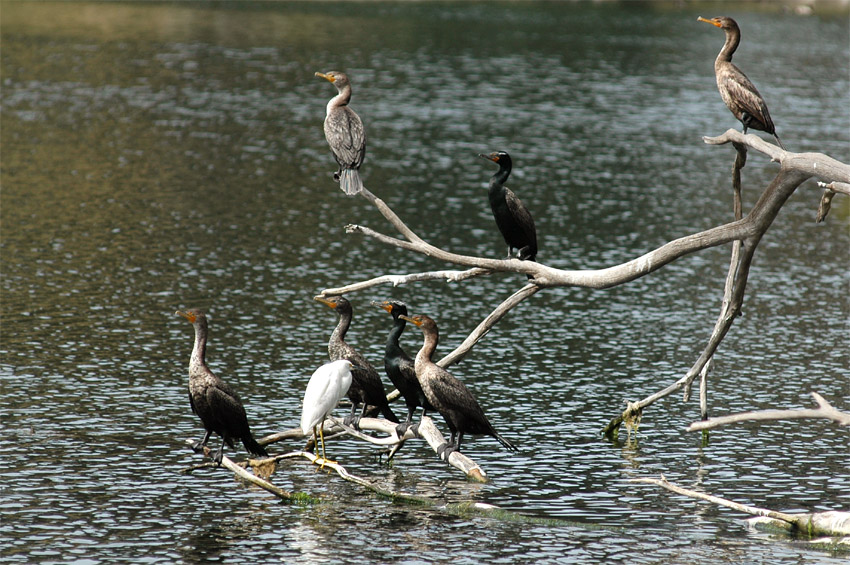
[2,2,849,563]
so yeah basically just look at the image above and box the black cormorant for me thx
[372,300,434,434]
[479,151,538,276]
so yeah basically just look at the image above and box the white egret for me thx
[301,359,354,465]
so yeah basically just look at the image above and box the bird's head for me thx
[314,294,352,313]
[175,308,202,324]
[697,16,737,32]
[371,299,408,318]
[315,71,350,89]
[398,314,435,331]
[479,151,510,164]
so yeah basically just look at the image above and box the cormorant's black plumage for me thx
[479,152,538,277]
[176,309,268,464]
[373,300,434,432]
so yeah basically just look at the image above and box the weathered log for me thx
[258,416,489,481]
[632,475,850,537]
[182,440,292,499]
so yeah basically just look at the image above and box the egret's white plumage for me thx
[301,359,353,463]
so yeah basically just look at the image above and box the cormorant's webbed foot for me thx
[192,431,211,453]
[517,246,535,261]
[333,171,341,182]
[212,445,225,467]
[436,441,456,460]
[343,414,363,431]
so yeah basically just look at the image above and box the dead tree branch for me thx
[632,475,850,537]
[315,131,848,443]
[258,416,490,481]
[603,132,850,438]
[686,392,850,431]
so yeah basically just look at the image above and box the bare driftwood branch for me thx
[632,475,850,537]
[258,416,490,481]
[603,133,850,438]
[686,392,850,431]
[182,440,292,499]
[356,416,489,482]
[315,131,849,444]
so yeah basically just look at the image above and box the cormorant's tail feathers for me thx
[339,168,363,195]
[242,434,269,458]
[494,432,518,452]
[773,133,787,151]
[382,403,400,424]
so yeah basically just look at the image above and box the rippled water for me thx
[2,2,849,563]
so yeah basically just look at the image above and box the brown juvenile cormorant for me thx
[316,71,367,195]
[399,313,517,455]
[175,309,268,465]
[314,295,399,426]
[372,300,434,434]
[479,151,538,277]
[698,16,786,149]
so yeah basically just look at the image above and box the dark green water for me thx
[2,2,849,563]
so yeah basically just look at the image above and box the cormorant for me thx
[314,295,399,426]
[399,313,517,455]
[372,300,434,434]
[698,16,786,149]
[479,151,538,278]
[316,71,367,194]
[175,309,268,465]
[301,359,353,465]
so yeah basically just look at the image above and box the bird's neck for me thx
[327,85,352,112]
[488,164,511,198]
[330,311,352,349]
[386,318,406,356]
[717,28,740,63]
[414,329,439,368]
[190,323,208,370]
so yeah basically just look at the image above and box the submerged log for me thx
[632,475,850,537]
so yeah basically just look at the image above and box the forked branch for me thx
[687,392,850,431]
[317,132,848,442]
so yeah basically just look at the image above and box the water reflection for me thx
[3,1,849,563]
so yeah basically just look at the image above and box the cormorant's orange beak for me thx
[175,310,196,323]
[371,300,393,314]
[478,153,499,163]
[314,295,338,309]
[398,314,422,327]
[315,72,335,83]
[697,16,722,28]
